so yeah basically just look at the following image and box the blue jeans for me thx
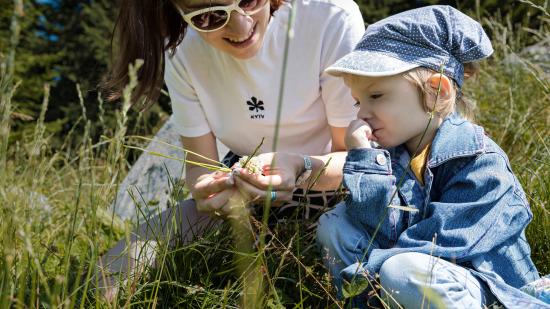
[317,203,497,308]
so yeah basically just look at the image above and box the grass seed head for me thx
[237,156,264,175]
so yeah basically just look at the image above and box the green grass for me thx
[0,3,549,308]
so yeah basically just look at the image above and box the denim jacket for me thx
[343,113,546,308]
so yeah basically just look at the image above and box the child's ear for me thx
[427,73,453,100]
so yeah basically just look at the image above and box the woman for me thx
[98,0,364,297]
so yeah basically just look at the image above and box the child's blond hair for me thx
[402,62,480,121]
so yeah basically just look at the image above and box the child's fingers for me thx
[350,119,373,135]
[346,119,373,149]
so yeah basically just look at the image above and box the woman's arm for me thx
[304,126,347,191]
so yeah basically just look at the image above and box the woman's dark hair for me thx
[103,0,284,108]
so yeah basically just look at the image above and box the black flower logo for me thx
[247,97,264,112]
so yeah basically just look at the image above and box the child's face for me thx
[344,74,442,153]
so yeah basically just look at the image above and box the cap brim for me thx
[325,51,419,77]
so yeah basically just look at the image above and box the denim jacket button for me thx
[376,153,387,165]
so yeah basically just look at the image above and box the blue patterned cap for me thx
[325,5,493,87]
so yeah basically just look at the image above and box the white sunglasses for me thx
[178,0,269,33]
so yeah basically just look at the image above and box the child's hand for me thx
[345,119,374,150]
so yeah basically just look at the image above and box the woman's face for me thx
[180,0,272,59]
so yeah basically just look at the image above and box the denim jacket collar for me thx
[427,112,486,168]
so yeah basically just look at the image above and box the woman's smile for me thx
[224,23,257,47]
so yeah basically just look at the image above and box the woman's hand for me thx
[345,119,374,150]
[192,171,236,213]
[232,152,300,204]
[192,171,255,216]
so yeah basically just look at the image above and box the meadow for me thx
[0,1,548,308]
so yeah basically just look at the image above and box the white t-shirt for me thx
[165,0,364,156]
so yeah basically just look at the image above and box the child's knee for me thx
[316,206,344,249]
[317,202,374,258]
[379,252,426,289]
[379,253,492,308]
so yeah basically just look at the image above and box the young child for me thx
[317,5,547,309]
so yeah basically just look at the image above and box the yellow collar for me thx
[410,144,431,185]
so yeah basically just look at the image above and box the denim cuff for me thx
[344,148,392,174]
